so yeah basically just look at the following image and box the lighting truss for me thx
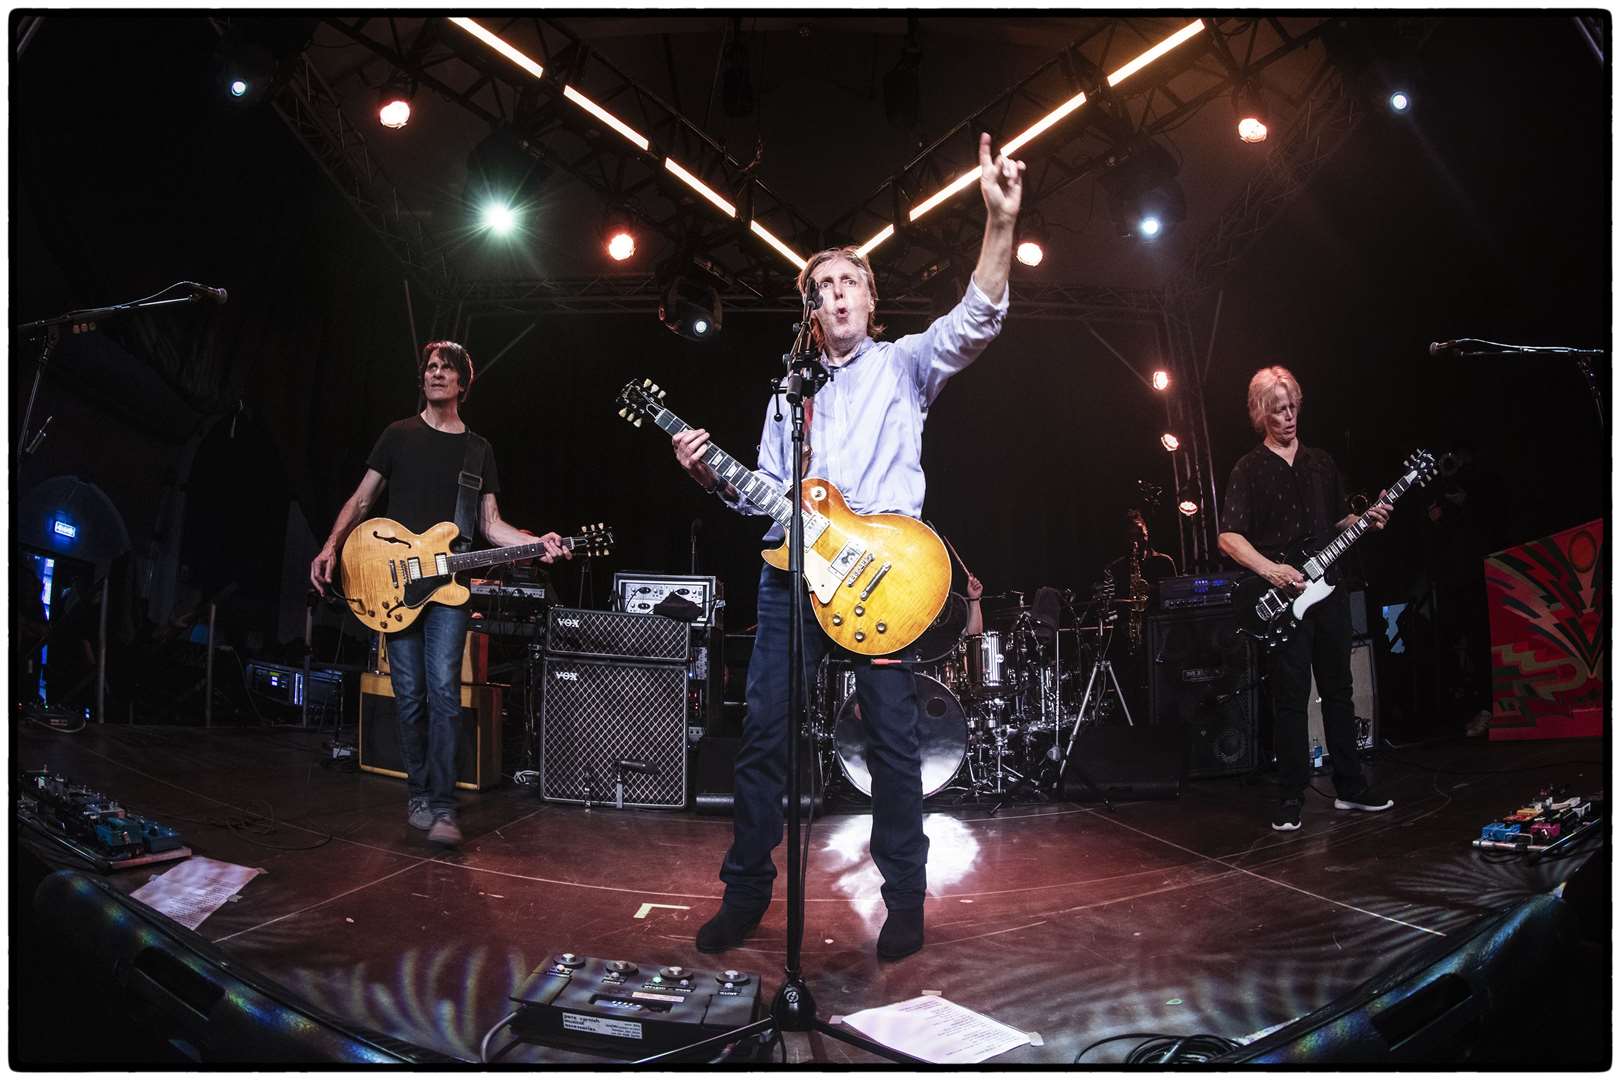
[323,16,821,295]
[830,17,1331,300]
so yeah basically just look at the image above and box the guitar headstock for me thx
[573,522,615,558]
[616,378,667,429]
[1404,449,1438,487]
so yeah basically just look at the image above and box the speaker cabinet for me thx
[1147,609,1259,778]
[539,657,688,809]
[1307,638,1379,766]
[358,672,502,791]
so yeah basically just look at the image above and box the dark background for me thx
[10,14,1609,735]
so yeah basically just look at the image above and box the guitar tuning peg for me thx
[642,377,652,387]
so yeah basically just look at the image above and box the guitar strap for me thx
[453,432,487,553]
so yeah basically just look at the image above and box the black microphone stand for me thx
[635,289,923,1066]
[15,286,213,462]
[1434,338,1607,430]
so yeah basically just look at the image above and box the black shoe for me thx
[1335,786,1393,812]
[877,907,924,960]
[695,904,766,954]
[1271,798,1303,832]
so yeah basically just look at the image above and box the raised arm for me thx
[970,131,1025,305]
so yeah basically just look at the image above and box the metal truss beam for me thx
[260,45,458,295]
[323,16,824,299]
[440,275,1169,323]
[827,17,1330,298]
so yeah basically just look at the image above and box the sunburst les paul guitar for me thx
[339,519,612,633]
[616,378,950,657]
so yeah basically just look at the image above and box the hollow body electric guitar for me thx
[340,519,612,633]
[616,378,950,657]
[1231,450,1436,649]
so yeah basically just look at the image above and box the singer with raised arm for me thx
[1216,365,1392,833]
[669,133,1023,961]
[309,341,570,849]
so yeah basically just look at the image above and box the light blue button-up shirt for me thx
[720,279,1009,541]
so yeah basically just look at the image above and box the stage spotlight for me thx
[377,75,414,129]
[465,128,549,229]
[606,230,635,261]
[1100,139,1185,241]
[660,276,723,342]
[212,18,315,106]
[1160,433,1181,452]
[1388,89,1411,113]
[1015,240,1044,267]
[1152,370,1171,391]
[1178,497,1200,517]
[229,79,248,98]
[481,203,517,236]
[1233,84,1269,143]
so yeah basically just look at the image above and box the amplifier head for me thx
[612,572,720,626]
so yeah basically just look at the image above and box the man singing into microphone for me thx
[669,133,1024,961]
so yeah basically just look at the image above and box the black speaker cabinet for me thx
[358,673,503,791]
[539,657,688,809]
[1147,609,1259,778]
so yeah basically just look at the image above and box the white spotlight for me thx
[1388,90,1411,113]
[482,203,517,235]
[1015,240,1044,267]
[1138,215,1163,239]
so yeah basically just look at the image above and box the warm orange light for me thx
[748,220,807,269]
[378,98,411,129]
[1237,117,1268,143]
[1152,369,1171,391]
[1178,498,1200,517]
[1160,433,1181,452]
[563,84,651,151]
[663,158,737,217]
[606,230,636,261]
[1015,240,1044,267]
[449,18,544,80]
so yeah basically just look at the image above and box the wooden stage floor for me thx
[13,722,1604,1065]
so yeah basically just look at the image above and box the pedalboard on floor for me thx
[1471,785,1603,857]
[17,768,190,870]
[509,953,763,1057]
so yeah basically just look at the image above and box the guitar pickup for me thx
[843,552,875,588]
[405,556,422,581]
[859,562,892,602]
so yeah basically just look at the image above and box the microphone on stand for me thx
[187,283,229,304]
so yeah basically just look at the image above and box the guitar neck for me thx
[446,534,591,574]
[1303,470,1418,579]
[647,407,795,528]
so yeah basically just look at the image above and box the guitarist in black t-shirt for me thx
[310,341,569,847]
[1217,365,1392,833]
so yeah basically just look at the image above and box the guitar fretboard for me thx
[1302,469,1419,580]
[445,534,593,574]
[647,407,796,528]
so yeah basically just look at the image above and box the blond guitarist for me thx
[670,132,1024,962]
[309,341,569,848]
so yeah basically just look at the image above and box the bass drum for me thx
[834,672,967,798]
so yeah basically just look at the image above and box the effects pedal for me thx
[510,953,763,1056]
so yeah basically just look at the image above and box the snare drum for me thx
[963,631,1005,692]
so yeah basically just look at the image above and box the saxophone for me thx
[1127,539,1148,652]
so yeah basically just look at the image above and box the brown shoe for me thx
[427,812,462,848]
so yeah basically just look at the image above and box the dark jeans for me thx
[1268,587,1365,800]
[722,564,929,913]
[386,601,469,815]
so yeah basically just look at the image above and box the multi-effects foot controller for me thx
[510,953,763,1055]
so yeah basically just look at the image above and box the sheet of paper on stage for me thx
[839,994,1033,1064]
[130,857,264,930]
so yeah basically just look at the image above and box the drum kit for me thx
[811,581,1129,805]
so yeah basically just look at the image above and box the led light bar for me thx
[855,224,895,259]
[857,19,1206,257]
[562,85,651,151]
[664,159,737,217]
[749,221,806,269]
[1106,20,1205,87]
[449,17,544,80]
